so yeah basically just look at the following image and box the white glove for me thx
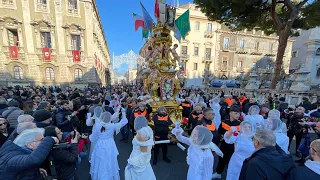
[231,126,237,132]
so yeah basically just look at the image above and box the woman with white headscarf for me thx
[266,118,290,154]
[209,93,221,128]
[224,121,255,180]
[268,109,287,134]
[86,107,103,160]
[244,105,265,129]
[89,111,128,180]
[173,125,223,180]
[125,116,156,180]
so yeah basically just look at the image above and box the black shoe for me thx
[163,157,171,163]
[153,158,157,165]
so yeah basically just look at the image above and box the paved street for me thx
[76,133,303,180]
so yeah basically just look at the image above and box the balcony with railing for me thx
[2,46,25,60]
[180,54,189,61]
[235,47,248,54]
[236,67,244,72]
[204,31,213,38]
[202,55,213,63]
[36,48,57,61]
[1,0,14,5]
[220,65,228,72]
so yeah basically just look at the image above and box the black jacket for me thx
[180,102,192,118]
[286,164,320,180]
[239,146,295,180]
[55,108,75,132]
[44,143,78,180]
[153,113,172,137]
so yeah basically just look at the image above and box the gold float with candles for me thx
[140,22,186,138]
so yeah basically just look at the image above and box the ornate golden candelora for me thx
[141,22,185,128]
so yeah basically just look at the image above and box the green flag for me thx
[175,9,190,39]
[142,28,149,39]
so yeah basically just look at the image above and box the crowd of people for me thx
[0,85,319,180]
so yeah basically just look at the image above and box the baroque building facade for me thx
[290,27,320,87]
[172,3,293,87]
[0,0,111,88]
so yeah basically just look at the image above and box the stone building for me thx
[290,27,320,87]
[124,68,137,85]
[0,0,111,88]
[173,3,293,87]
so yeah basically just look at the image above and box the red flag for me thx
[154,0,159,19]
[9,46,18,59]
[72,50,81,62]
[42,48,51,61]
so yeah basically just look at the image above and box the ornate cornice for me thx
[0,16,22,24]
[62,23,85,31]
[30,19,55,27]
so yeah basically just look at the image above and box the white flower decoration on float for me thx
[149,58,154,62]
[155,98,160,102]
[156,59,161,63]
[162,97,167,101]
[164,67,169,71]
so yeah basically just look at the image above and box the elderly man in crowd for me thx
[7,114,35,141]
[287,139,320,179]
[239,130,295,180]
[0,128,58,179]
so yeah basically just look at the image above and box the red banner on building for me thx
[42,48,51,61]
[9,46,18,59]
[72,50,81,62]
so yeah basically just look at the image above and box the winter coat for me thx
[239,146,295,180]
[55,108,75,132]
[286,160,320,180]
[2,107,24,128]
[0,137,55,180]
[44,143,78,180]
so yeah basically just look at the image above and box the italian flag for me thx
[133,13,145,31]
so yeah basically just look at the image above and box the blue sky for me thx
[96,0,192,75]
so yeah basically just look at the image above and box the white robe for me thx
[274,131,290,154]
[244,114,265,129]
[176,134,214,180]
[89,118,128,180]
[224,133,255,180]
[125,127,156,180]
[86,116,101,160]
[210,101,221,128]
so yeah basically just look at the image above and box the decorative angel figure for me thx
[170,44,180,62]
[152,44,162,59]
[176,67,185,84]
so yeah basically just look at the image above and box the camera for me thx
[52,143,71,150]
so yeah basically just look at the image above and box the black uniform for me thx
[216,119,241,175]
[153,113,172,164]
[180,102,192,118]
[197,117,219,145]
